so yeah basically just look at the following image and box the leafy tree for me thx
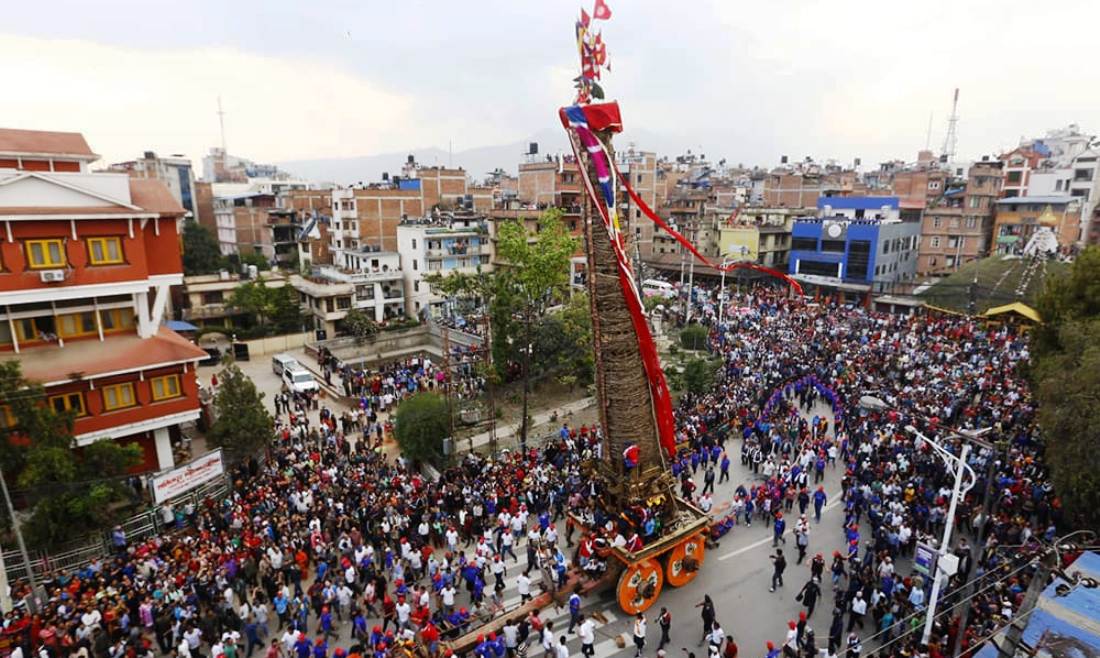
[682,357,718,395]
[207,364,273,462]
[680,323,710,351]
[1034,246,1100,357]
[181,220,227,275]
[1032,247,1100,528]
[238,251,272,271]
[0,362,141,548]
[533,293,593,387]
[494,210,579,448]
[393,393,449,464]
[228,280,301,334]
[340,308,380,342]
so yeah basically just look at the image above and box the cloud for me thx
[0,34,412,169]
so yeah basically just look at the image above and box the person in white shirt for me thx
[541,622,556,655]
[633,614,647,658]
[516,572,532,603]
[556,636,570,658]
[579,616,596,658]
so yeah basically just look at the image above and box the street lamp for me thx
[859,394,993,647]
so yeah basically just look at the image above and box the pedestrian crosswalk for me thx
[525,607,623,658]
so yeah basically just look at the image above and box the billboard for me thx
[150,449,225,504]
[718,227,759,262]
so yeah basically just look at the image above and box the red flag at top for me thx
[579,8,591,27]
[592,0,612,21]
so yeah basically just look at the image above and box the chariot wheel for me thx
[616,558,664,614]
[665,533,706,587]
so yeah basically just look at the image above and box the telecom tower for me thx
[941,88,959,163]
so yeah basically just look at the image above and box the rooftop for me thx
[3,327,207,386]
[816,196,899,211]
[996,195,1077,206]
[0,128,96,159]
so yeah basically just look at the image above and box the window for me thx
[965,217,977,229]
[791,237,817,251]
[411,239,417,249]
[932,217,942,228]
[26,239,66,269]
[87,237,123,265]
[0,323,11,346]
[0,406,14,429]
[57,311,98,338]
[821,240,845,253]
[201,291,224,305]
[102,382,136,411]
[49,392,86,417]
[413,281,420,293]
[99,308,135,333]
[1006,171,1022,184]
[151,375,182,401]
[413,259,418,271]
[336,296,351,310]
[930,237,941,248]
[928,181,941,190]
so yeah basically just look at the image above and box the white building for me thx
[396,213,492,318]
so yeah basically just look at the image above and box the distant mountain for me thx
[277,127,694,186]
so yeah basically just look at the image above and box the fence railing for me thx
[3,475,231,583]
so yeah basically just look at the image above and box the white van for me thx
[272,353,299,376]
[641,279,675,299]
[282,365,319,393]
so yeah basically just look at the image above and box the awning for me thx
[166,320,200,332]
[982,302,1041,323]
[997,235,1020,244]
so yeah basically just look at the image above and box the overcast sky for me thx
[4,0,1099,178]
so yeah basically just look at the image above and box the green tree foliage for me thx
[0,362,141,548]
[207,365,274,462]
[181,220,227,275]
[228,280,302,335]
[340,308,380,342]
[237,251,272,271]
[494,211,579,444]
[393,393,449,464]
[1032,247,1100,528]
[682,357,719,395]
[533,293,594,387]
[679,323,710,351]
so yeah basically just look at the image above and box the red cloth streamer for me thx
[612,161,804,295]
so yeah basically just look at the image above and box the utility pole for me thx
[952,445,999,657]
[0,466,38,614]
[685,257,695,324]
[217,96,228,154]
[942,88,960,164]
[1000,552,1055,658]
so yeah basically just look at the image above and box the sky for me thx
[4,0,1100,180]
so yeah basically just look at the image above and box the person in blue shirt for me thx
[294,635,311,658]
[773,512,787,547]
[312,638,328,658]
[719,452,731,484]
[813,487,827,524]
[318,606,335,641]
[567,587,583,633]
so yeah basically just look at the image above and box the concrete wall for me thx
[243,331,311,357]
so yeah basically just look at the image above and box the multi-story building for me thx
[788,217,920,302]
[992,196,1081,254]
[212,192,277,257]
[717,213,794,269]
[917,160,1003,274]
[180,271,289,328]
[816,196,901,222]
[0,128,206,472]
[310,252,405,324]
[999,147,1044,198]
[106,151,201,227]
[396,212,491,318]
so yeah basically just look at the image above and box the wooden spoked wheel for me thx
[616,558,664,614]
[665,533,706,587]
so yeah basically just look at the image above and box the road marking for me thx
[526,611,621,657]
[717,493,843,561]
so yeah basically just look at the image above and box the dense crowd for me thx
[663,282,1056,658]
[0,280,1063,658]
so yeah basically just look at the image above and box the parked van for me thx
[272,353,299,376]
[641,279,675,299]
[283,365,319,393]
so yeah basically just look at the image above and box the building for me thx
[396,212,491,318]
[917,160,1003,274]
[816,196,901,222]
[280,188,333,267]
[992,196,1081,254]
[106,151,201,227]
[788,217,921,301]
[999,147,1045,198]
[180,271,288,328]
[717,212,794,269]
[212,192,277,257]
[312,253,404,323]
[0,128,206,472]
[202,147,296,185]
[290,275,354,341]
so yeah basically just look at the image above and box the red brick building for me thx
[0,128,206,473]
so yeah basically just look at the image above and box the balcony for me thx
[426,245,484,258]
[181,304,238,321]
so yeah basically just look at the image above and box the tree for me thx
[682,357,718,395]
[680,323,709,351]
[340,308,380,342]
[181,220,227,275]
[495,210,579,448]
[533,293,594,388]
[228,280,301,334]
[393,393,449,464]
[270,285,305,334]
[238,251,272,271]
[0,362,141,548]
[207,364,273,462]
[1032,247,1100,528]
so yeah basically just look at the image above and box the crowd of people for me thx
[661,281,1057,658]
[0,280,1065,658]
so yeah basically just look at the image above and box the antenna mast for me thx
[941,88,959,163]
[217,96,228,153]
